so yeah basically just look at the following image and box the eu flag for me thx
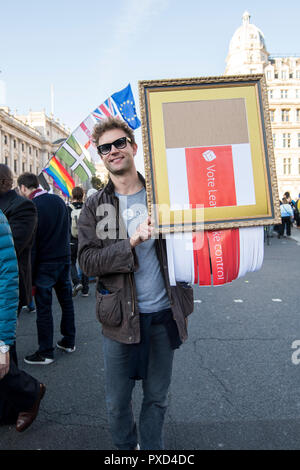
[111,84,141,130]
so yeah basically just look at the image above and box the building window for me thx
[270,110,275,122]
[4,135,7,145]
[29,146,32,155]
[298,158,300,174]
[13,139,17,149]
[36,149,38,157]
[281,89,288,99]
[4,156,8,166]
[296,109,300,122]
[283,157,292,175]
[14,160,17,173]
[22,162,25,172]
[273,133,276,148]
[269,89,274,100]
[30,165,32,173]
[281,70,287,80]
[281,109,290,122]
[296,89,300,99]
[283,133,291,148]
[296,70,300,79]
[266,70,272,80]
[22,143,25,152]
[298,133,300,147]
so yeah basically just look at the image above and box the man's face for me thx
[97,128,137,176]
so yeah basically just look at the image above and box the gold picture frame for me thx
[139,74,280,233]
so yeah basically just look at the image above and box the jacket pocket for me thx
[176,282,194,317]
[96,289,122,327]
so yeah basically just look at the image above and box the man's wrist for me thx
[130,234,140,248]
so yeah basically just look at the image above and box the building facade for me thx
[225,12,300,200]
[0,107,80,191]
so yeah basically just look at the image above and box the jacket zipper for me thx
[129,272,136,316]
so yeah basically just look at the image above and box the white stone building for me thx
[225,12,300,200]
[0,107,80,190]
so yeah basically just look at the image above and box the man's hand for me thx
[0,352,10,380]
[130,216,155,248]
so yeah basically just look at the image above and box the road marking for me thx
[234,299,243,303]
[194,300,202,303]
[272,298,282,302]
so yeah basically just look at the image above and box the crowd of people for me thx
[0,117,193,450]
[0,165,95,431]
[276,191,300,239]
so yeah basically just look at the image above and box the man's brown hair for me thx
[92,117,136,146]
[17,173,39,190]
[72,186,84,201]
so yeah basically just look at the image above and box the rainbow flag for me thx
[44,156,75,197]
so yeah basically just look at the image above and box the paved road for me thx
[1,229,300,450]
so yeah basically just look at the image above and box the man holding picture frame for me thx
[78,116,194,450]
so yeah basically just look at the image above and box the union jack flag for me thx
[92,97,119,121]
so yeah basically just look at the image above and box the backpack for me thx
[69,203,82,238]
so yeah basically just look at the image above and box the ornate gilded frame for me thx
[139,74,280,233]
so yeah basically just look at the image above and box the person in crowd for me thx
[0,164,37,313]
[78,117,194,450]
[278,196,294,238]
[0,208,45,432]
[68,186,89,297]
[294,193,300,228]
[18,173,76,364]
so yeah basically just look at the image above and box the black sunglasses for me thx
[97,136,132,156]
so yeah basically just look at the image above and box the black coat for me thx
[0,190,37,308]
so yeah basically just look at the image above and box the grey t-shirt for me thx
[115,187,170,313]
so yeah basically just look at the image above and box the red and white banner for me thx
[166,143,255,209]
[166,227,264,286]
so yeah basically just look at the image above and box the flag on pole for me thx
[43,156,75,198]
[111,84,141,129]
[72,114,100,164]
[92,84,140,130]
[49,84,140,183]
[92,97,119,122]
[55,134,96,182]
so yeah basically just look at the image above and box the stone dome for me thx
[229,12,267,53]
[225,12,269,75]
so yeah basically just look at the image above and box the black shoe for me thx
[24,351,54,365]
[72,283,83,297]
[56,340,76,353]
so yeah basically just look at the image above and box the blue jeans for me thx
[102,323,174,450]
[34,262,75,358]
